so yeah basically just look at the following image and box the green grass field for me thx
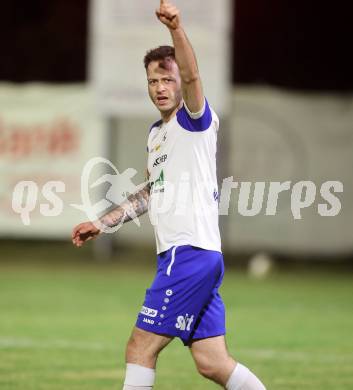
[0,243,352,389]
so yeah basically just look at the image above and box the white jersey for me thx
[147,99,221,254]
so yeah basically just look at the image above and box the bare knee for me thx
[125,327,172,368]
[194,352,235,385]
[196,358,219,381]
[125,332,156,367]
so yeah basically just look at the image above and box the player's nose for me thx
[156,81,166,93]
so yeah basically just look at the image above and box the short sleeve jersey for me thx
[147,99,221,254]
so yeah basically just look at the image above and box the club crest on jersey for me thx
[149,144,161,153]
[149,131,167,153]
[175,313,194,331]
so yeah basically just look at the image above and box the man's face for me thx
[146,59,182,114]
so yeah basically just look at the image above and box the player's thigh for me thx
[126,326,173,366]
[189,336,236,381]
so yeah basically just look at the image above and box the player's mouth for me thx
[156,96,169,106]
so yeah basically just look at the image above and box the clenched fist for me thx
[156,0,181,30]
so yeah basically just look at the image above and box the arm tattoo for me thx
[99,182,150,228]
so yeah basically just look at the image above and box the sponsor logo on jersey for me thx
[155,170,164,186]
[175,313,194,331]
[151,170,165,193]
[153,154,168,167]
[140,306,158,318]
[143,318,155,325]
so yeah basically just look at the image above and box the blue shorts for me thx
[136,245,225,345]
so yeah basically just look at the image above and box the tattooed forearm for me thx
[98,182,150,228]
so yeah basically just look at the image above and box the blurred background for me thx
[0,1,352,389]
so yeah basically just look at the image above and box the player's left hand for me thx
[156,0,181,30]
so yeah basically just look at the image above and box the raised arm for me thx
[156,0,204,113]
[72,182,150,247]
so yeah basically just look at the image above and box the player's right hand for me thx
[71,221,101,247]
[156,0,181,31]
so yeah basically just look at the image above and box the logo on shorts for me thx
[143,318,155,325]
[140,306,158,318]
[175,313,194,331]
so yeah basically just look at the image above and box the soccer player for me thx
[72,1,266,389]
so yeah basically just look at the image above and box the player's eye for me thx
[148,80,157,85]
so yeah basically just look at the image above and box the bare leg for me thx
[123,327,174,389]
[189,335,236,386]
[190,336,266,389]
[125,326,173,367]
